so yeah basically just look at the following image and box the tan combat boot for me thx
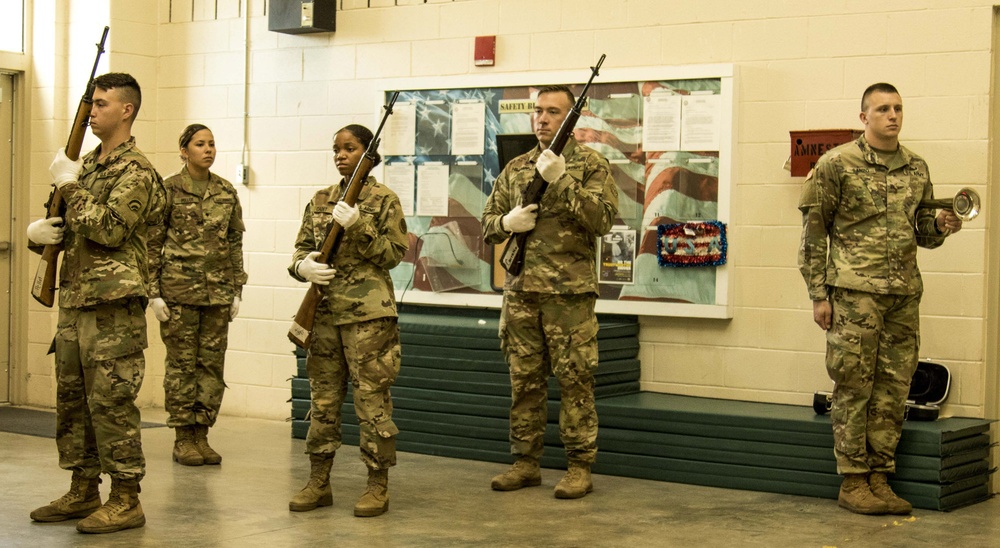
[554,463,593,499]
[354,468,389,517]
[76,478,145,534]
[289,453,334,512]
[868,472,912,515]
[192,425,222,465]
[838,473,889,515]
[173,425,204,466]
[490,457,542,491]
[30,474,102,522]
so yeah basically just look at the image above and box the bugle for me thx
[918,187,980,222]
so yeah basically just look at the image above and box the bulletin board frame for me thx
[372,63,737,319]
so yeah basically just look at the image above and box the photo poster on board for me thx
[382,77,727,314]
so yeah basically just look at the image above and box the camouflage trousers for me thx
[305,315,400,470]
[500,291,599,465]
[54,298,148,481]
[826,287,920,475]
[159,303,230,428]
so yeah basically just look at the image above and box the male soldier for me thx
[482,85,619,499]
[26,72,164,533]
[798,82,963,515]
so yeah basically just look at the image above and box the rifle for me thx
[499,53,606,276]
[288,91,400,348]
[30,26,109,307]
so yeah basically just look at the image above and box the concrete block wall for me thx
[20,0,996,420]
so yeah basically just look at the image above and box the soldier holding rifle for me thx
[482,80,619,499]
[287,123,408,517]
[26,71,164,533]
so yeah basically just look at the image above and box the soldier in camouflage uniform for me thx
[798,83,963,515]
[287,124,408,517]
[147,124,248,467]
[26,73,165,534]
[482,85,619,499]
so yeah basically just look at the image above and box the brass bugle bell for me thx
[918,187,981,222]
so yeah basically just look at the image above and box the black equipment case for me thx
[813,361,951,421]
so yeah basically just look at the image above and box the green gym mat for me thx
[395,304,639,340]
[337,404,989,485]
[337,405,989,485]
[395,371,640,397]
[400,357,641,378]
[324,420,991,512]
[597,393,993,451]
[291,398,310,420]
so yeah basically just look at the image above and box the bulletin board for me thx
[375,64,736,319]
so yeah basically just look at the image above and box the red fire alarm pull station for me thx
[475,36,496,66]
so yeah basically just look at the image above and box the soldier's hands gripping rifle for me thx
[499,54,605,276]
[30,26,109,307]
[288,91,400,348]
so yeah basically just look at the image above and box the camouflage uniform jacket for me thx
[482,136,619,295]
[798,135,947,301]
[288,176,408,326]
[55,137,165,308]
[147,166,248,305]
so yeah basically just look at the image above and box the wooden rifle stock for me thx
[288,92,400,348]
[31,26,109,307]
[499,54,606,276]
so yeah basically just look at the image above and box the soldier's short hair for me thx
[861,82,899,112]
[536,85,575,108]
[94,72,142,122]
[336,124,380,167]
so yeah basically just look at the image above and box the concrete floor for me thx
[2,408,999,547]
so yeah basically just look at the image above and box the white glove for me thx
[536,149,566,183]
[27,217,65,245]
[332,201,360,229]
[502,204,538,234]
[229,296,241,321]
[297,251,337,285]
[150,298,170,322]
[49,148,84,189]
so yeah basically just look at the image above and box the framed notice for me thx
[376,64,736,318]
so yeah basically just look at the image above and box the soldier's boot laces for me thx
[76,478,145,534]
[554,463,593,499]
[193,424,222,465]
[838,473,889,515]
[868,472,913,515]
[289,453,334,512]
[354,468,389,518]
[490,457,542,491]
[173,425,204,466]
[30,474,102,522]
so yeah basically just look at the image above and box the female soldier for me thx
[287,124,408,517]
[147,124,247,466]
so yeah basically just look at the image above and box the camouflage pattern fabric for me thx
[57,137,166,308]
[798,135,946,301]
[49,137,161,482]
[482,136,615,465]
[798,134,949,476]
[147,165,247,304]
[160,303,230,428]
[500,292,600,464]
[55,298,148,481]
[288,176,408,327]
[482,136,619,295]
[826,287,920,474]
[304,316,401,470]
